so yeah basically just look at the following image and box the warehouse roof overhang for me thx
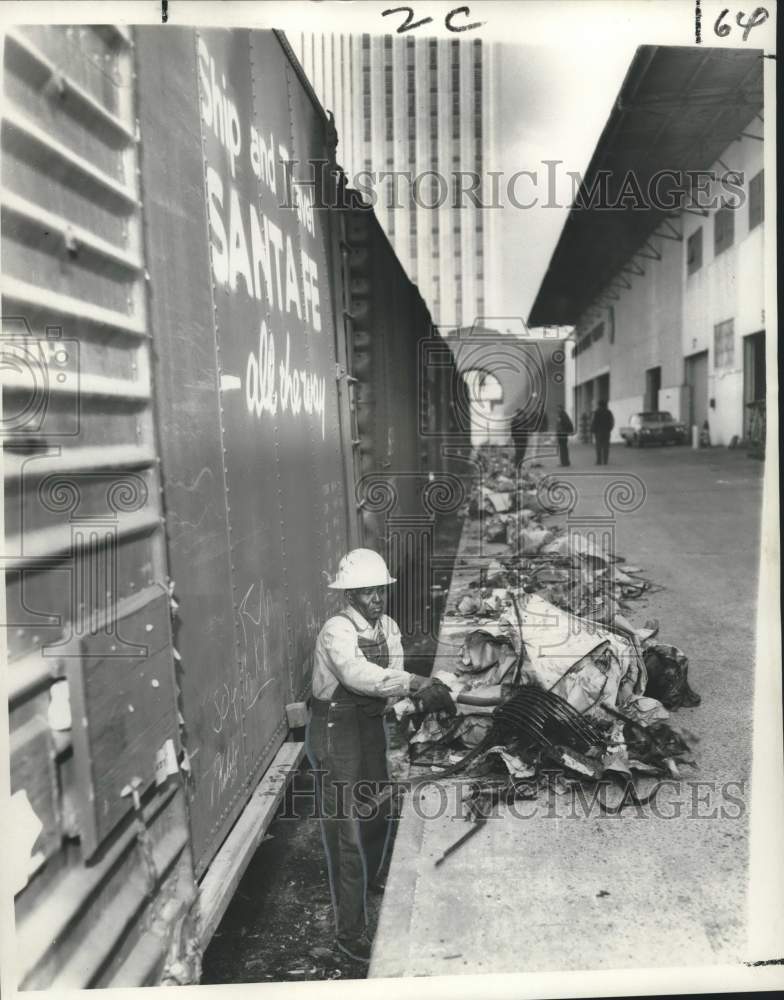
[528,46,764,327]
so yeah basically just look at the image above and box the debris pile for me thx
[393,448,702,813]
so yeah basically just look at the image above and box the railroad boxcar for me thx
[2,24,466,988]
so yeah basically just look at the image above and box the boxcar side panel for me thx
[135,26,254,879]
[137,27,352,876]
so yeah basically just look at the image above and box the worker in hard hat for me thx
[307,548,450,963]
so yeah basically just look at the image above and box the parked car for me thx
[620,411,687,446]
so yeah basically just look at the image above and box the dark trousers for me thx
[306,699,392,940]
[513,436,528,468]
[595,434,610,464]
[557,436,570,466]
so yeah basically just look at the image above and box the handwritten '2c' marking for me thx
[382,5,485,34]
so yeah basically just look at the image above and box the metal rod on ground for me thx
[434,816,487,867]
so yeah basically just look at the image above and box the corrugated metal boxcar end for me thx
[2,23,198,989]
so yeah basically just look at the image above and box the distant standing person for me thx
[591,399,614,465]
[510,405,533,469]
[555,404,574,466]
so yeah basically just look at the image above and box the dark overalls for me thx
[306,614,393,941]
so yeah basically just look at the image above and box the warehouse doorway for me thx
[684,351,708,431]
[645,366,661,411]
[743,331,765,437]
[463,369,504,446]
[596,372,610,406]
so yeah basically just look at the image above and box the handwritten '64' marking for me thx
[714,6,769,40]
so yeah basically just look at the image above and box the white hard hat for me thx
[328,548,396,589]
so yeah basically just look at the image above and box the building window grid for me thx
[349,37,354,152]
[384,39,393,143]
[321,33,326,104]
[687,227,703,275]
[362,43,371,144]
[430,47,438,147]
[714,203,735,256]
[714,319,734,368]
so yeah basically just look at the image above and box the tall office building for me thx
[289,32,500,329]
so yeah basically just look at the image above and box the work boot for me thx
[336,932,372,962]
[368,873,387,895]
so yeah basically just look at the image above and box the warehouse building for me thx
[529,46,765,446]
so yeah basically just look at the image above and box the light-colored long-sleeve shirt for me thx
[311,604,413,700]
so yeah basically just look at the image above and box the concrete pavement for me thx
[370,441,766,977]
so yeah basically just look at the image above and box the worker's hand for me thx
[414,679,457,717]
[408,674,434,695]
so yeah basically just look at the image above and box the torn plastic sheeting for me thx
[621,695,671,724]
[481,488,514,513]
[509,525,554,554]
[542,744,604,780]
[455,589,512,616]
[507,508,538,527]
[476,746,536,778]
[520,648,624,717]
[610,567,644,586]
[543,532,610,563]
[520,593,610,661]
[456,591,483,615]
[483,517,508,543]
[519,595,648,717]
[437,616,523,659]
[456,628,518,675]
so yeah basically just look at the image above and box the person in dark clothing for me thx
[591,399,615,465]
[307,549,447,962]
[510,405,535,468]
[555,404,574,466]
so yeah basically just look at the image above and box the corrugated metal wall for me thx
[2,26,195,988]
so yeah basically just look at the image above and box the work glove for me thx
[413,679,457,717]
